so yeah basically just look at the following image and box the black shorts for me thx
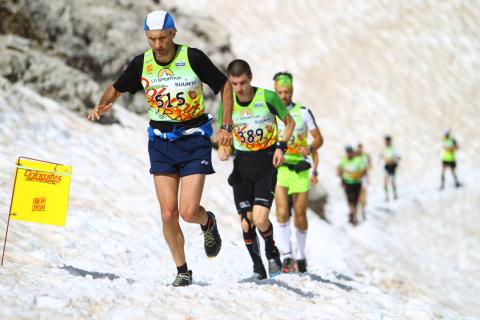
[229,148,277,213]
[442,161,456,169]
[384,163,397,176]
[343,182,362,205]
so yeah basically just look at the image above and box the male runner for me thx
[356,143,371,219]
[218,60,295,279]
[337,146,366,226]
[440,129,461,189]
[383,135,400,201]
[272,72,323,273]
[87,10,233,286]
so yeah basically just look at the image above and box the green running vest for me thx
[232,88,278,152]
[141,46,205,122]
[340,156,364,184]
[384,146,397,165]
[278,103,307,164]
[442,137,456,162]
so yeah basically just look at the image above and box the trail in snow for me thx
[0,79,478,319]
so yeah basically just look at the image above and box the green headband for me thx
[274,74,293,88]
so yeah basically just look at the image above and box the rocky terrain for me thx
[0,0,234,122]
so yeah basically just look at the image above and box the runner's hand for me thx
[310,175,318,185]
[215,129,233,147]
[87,103,113,121]
[272,149,285,167]
[299,145,312,156]
[218,146,231,161]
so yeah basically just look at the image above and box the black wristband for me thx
[220,124,232,133]
[276,141,288,153]
[312,170,318,177]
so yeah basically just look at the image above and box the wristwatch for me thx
[220,124,232,133]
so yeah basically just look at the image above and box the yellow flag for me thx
[10,157,72,227]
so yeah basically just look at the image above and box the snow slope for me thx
[0,76,478,319]
[1,0,480,319]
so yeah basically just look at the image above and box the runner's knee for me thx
[294,214,307,229]
[276,209,289,223]
[161,209,179,224]
[179,205,198,223]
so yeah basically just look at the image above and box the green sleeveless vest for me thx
[442,137,456,162]
[278,103,307,163]
[340,156,364,184]
[141,45,205,122]
[232,88,278,151]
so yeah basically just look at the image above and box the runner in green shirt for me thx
[382,135,400,201]
[217,60,295,279]
[356,142,371,220]
[440,129,461,189]
[337,146,366,226]
[272,72,323,273]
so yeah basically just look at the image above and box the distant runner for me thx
[337,146,366,226]
[356,143,371,219]
[440,129,461,189]
[382,135,400,201]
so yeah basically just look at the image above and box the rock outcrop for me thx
[0,0,233,122]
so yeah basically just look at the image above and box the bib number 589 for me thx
[238,128,264,143]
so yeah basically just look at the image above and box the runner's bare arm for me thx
[215,81,233,146]
[310,150,319,184]
[280,113,295,143]
[272,114,295,167]
[87,85,123,121]
[300,128,323,156]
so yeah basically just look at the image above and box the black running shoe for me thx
[201,211,222,258]
[172,270,193,287]
[282,257,296,273]
[296,259,307,273]
[253,261,268,280]
[267,247,282,277]
[349,213,358,226]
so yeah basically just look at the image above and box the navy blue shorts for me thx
[148,135,215,176]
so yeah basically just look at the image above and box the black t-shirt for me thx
[113,44,227,95]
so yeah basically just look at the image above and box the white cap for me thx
[144,10,175,31]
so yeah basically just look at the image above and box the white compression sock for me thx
[276,220,292,257]
[295,228,308,260]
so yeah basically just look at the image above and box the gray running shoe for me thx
[202,211,222,258]
[172,270,193,287]
[281,257,296,273]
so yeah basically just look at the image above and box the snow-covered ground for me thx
[1,1,480,319]
[0,77,478,319]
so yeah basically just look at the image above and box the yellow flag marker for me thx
[2,157,72,265]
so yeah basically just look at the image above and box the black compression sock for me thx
[259,222,276,257]
[177,263,188,274]
[243,225,262,264]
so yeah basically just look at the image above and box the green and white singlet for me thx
[218,88,289,152]
[277,103,317,164]
[340,156,364,184]
[442,137,456,162]
[141,46,205,122]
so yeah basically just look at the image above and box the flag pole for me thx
[2,159,21,266]
[1,213,13,266]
